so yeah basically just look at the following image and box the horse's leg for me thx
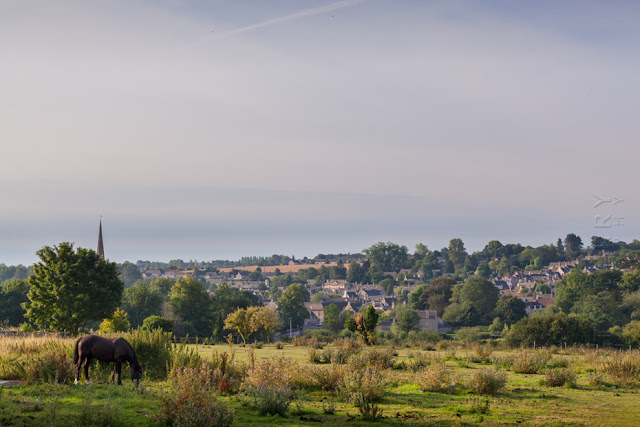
[116,361,122,385]
[84,357,92,384]
[74,357,83,385]
[110,365,117,383]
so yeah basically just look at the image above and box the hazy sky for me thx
[1,0,638,265]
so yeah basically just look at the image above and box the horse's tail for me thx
[73,337,80,366]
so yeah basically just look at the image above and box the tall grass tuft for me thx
[598,351,640,388]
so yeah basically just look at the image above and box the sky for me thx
[1,0,639,265]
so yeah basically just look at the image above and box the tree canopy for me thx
[23,242,124,333]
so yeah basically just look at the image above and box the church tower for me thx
[97,219,105,259]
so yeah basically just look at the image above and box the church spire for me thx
[97,218,105,259]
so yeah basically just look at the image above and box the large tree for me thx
[451,277,499,323]
[23,242,124,333]
[0,279,30,326]
[168,277,212,337]
[408,276,456,315]
[277,283,309,329]
[564,233,583,258]
[120,283,164,328]
[362,242,409,272]
[210,283,261,339]
[494,295,527,325]
[447,238,467,268]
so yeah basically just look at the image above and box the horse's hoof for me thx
[85,380,92,385]
[74,379,79,385]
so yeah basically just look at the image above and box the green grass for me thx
[2,342,640,426]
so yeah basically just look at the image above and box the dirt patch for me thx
[0,380,25,387]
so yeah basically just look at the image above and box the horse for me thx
[73,334,143,386]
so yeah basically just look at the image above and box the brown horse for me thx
[73,334,142,386]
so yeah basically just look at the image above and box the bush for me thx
[420,362,459,394]
[141,315,173,332]
[506,313,592,347]
[511,352,546,374]
[544,368,577,387]
[467,368,507,395]
[244,355,298,390]
[309,364,345,391]
[340,355,386,421]
[247,384,295,416]
[98,308,131,333]
[275,342,284,349]
[361,348,395,370]
[160,365,234,426]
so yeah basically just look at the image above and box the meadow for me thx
[1,331,639,426]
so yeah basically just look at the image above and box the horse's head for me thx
[131,364,143,387]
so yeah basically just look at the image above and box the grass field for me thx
[1,336,640,426]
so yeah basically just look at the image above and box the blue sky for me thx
[1,0,638,265]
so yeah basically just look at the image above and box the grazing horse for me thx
[73,334,142,386]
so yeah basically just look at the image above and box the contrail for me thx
[216,0,366,38]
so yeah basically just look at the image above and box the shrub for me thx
[420,362,459,394]
[98,308,131,333]
[275,342,284,349]
[506,313,592,347]
[247,384,295,416]
[141,315,173,332]
[511,352,546,374]
[309,364,345,391]
[467,368,507,395]
[244,355,298,389]
[160,365,234,427]
[251,342,264,349]
[544,368,577,387]
[340,356,386,421]
[362,348,395,370]
[307,347,324,364]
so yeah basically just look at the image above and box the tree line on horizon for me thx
[2,234,640,348]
